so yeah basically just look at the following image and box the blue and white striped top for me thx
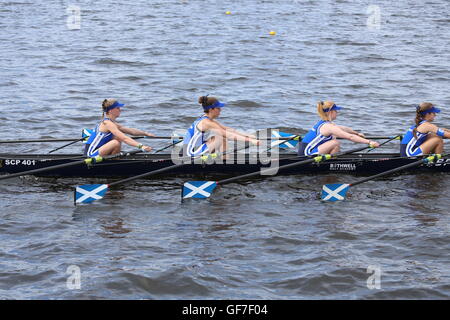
[183,115,210,157]
[85,118,114,157]
[298,120,333,156]
[400,120,429,156]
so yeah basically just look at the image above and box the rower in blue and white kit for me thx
[183,96,260,157]
[400,102,450,157]
[85,99,154,156]
[298,101,379,156]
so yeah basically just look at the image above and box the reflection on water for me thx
[98,216,132,239]
[402,174,446,227]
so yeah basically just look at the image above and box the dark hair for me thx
[413,102,434,138]
[198,95,219,113]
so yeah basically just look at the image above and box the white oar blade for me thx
[271,131,299,149]
[182,181,217,199]
[75,184,109,204]
[321,183,350,202]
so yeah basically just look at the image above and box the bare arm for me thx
[215,122,257,139]
[104,121,152,151]
[418,122,450,139]
[321,123,378,147]
[444,129,450,138]
[200,120,259,144]
[115,123,155,137]
[339,125,365,137]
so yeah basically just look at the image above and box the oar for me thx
[129,135,303,141]
[270,131,301,149]
[0,149,145,182]
[365,135,403,140]
[0,133,310,146]
[321,153,444,202]
[0,138,80,144]
[73,135,301,204]
[268,133,402,150]
[48,128,94,154]
[48,129,183,154]
[151,139,183,154]
[0,136,176,144]
[181,143,377,200]
[48,138,85,154]
[48,135,181,154]
[0,134,403,144]
[366,134,401,153]
[75,140,185,170]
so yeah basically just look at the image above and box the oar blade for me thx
[182,181,217,199]
[271,131,299,149]
[321,183,350,202]
[82,128,94,143]
[75,184,109,204]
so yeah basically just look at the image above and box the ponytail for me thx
[317,101,335,121]
[101,98,117,121]
[198,95,220,113]
[198,95,209,108]
[317,101,327,120]
[413,102,434,138]
[101,99,109,120]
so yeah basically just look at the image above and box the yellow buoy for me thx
[269,31,276,36]
[226,11,231,15]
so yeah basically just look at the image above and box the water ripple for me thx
[0,0,449,300]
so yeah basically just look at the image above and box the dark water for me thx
[0,0,449,299]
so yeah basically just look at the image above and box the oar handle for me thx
[366,135,401,153]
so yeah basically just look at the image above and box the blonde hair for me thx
[101,98,117,119]
[317,101,335,121]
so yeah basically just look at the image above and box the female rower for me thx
[298,101,380,156]
[400,102,450,157]
[183,96,260,157]
[85,99,154,157]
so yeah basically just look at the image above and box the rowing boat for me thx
[1,152,449,179]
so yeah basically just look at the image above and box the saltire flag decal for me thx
[321,183,350,202]
[272,131,298,149]
[182,181,217,199]
[82,128,94,144]
[75,184,109,204]
[171,130,185,145]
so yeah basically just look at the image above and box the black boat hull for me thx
[1,153,450,178]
